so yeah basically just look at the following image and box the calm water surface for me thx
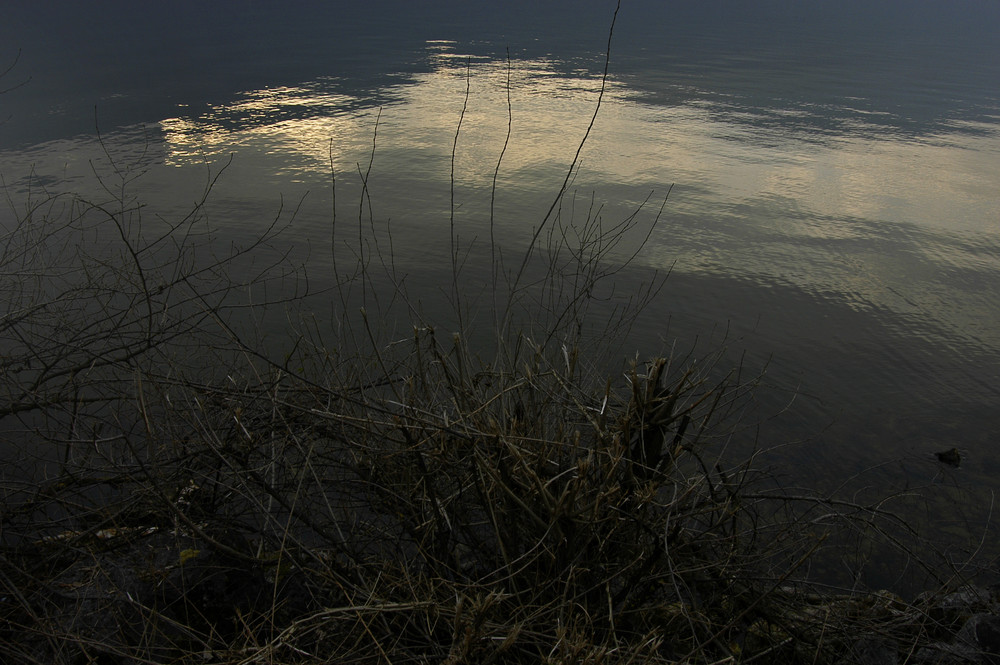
[3,1,999,582]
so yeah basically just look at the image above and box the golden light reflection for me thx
[158,54,620,187]
[160,86,377,174]
[154,41,1000,342]
[158,45,999,239]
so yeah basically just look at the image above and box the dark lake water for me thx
[3,1,999,587]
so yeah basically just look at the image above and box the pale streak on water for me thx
[55,47,1000,353]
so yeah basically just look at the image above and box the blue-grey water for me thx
[3,1,999,586]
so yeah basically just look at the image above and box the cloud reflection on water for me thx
[104,44,1000,353]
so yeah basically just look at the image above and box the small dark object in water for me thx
[934,447,961,467]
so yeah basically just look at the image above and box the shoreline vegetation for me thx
[3,16,999,665]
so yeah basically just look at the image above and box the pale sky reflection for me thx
[158,48,998,238]
[155,44,1000,345]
